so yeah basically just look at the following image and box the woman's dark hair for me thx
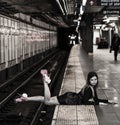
[113,33,119,39]
[87,71,98,87]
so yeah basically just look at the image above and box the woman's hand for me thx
[108,100,117,104]
[99,102,108,105]
[99,100,118,105]
[15,93,28,103]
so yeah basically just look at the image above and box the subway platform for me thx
[51,44,120,125]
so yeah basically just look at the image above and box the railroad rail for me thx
[0,49,70,125]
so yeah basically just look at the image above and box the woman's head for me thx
[87,72,98,87]
[114,33,119,38]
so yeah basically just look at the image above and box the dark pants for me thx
[113,47,119,60]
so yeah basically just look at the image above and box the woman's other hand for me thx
[108,100,117,104]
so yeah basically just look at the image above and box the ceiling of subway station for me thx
[0,0,120,27]
[0,0,81,27]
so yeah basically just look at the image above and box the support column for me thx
[80,14,93,54]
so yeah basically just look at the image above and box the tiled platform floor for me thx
[51,44,120,125]
[80,45,120,125]
[52,105,99,125]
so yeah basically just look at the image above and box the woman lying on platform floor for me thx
[15,70,117,105]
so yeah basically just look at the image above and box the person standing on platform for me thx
[110,33,120,61]
[15,70,117,105]
[68,34,76,45]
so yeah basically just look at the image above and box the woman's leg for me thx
[114,50,118,60]
[43,81,59,105]
[44,81,51,102]
[16,71,60,105]
[26,81,59,105]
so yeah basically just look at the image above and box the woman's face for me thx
[89,76,98,86]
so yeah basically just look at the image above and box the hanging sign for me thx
[98,0,120,6]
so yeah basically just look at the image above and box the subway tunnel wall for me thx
[0,12,94,83]
[0,14,58,83]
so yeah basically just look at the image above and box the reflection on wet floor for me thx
[80,45,120,125]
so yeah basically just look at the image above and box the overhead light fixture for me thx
[73,19,78,22]
[62,0,68,15]
[103,18,110,23]
[80,5,84,15]
[56,0,65,15]
[109,16,119,21]
[89,1,94,6]
[82,0,87,6]
[110,22,115,27]
[103,15,107,19]
[78,16,81,20]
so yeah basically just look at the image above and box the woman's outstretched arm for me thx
[94,89,117,105]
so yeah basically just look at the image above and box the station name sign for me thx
[99,0,120,6]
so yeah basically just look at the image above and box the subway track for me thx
[0,49,59,107]
[0,49,70,125]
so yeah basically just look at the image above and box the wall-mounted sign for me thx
[103,10,120,15]
[98,0,120,6]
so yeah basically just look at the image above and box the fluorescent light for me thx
[82,0,87,6]
[62,0,68,15]
[80,5,84,15]
[56,0,65,15]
